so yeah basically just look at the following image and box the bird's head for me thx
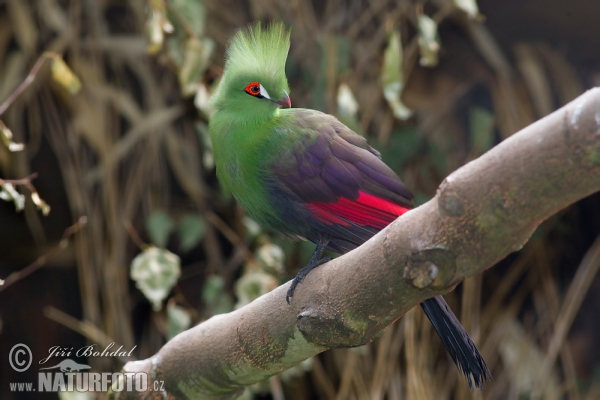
[210,23,292,119]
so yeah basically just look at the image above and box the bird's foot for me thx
[286,256,332,304]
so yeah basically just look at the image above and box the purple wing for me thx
[270,109,413,252]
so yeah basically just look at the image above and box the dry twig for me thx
[0,217,87,291]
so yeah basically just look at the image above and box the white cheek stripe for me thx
[259,84,271,99]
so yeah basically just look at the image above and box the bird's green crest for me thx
[210,23,291,111]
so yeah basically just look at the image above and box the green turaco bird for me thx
[209,23,491,388]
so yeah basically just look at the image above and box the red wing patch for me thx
[307,191,410,229]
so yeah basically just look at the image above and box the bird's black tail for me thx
[420,296,492,389]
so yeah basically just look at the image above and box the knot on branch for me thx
[437,179,465,217]
[404,248,457,290]
[297,307,371,348]
[404,260,438,288]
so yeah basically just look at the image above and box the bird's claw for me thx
[285,256,332,305]
[286,277,300,304]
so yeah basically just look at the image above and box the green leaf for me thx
[178,213,205,252]
[169,0,206,37]
[202,275,233,315]
[212,295,233,315]
[50,56,81,94]
[178,37,215,96]
[167,303,191,340]
[469,106,495,155]
[201,275,225,304]
[337,83,358,117]
[0,183,25,212]
[381,29,412,120]
[30,191,50,216]
[417,14,440,67]
[234,267,278,308]
[146,0,173,54]
[0,121,24,152]
[163,0,214,97]
[256,243,285,275]
[130,247,181,311]
[146,210,174,248]
[454,0,480,19]
[429,143,448,175]
[242,216,262,240]
[376,126,422,170]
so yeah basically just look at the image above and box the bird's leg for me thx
[286,236,332,304]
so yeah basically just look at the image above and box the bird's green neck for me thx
[209,108,288,228]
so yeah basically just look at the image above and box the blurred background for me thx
[1,0,600,399]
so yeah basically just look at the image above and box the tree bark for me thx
[111,88,600,399]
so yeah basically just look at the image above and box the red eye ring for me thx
[245,82,261,96]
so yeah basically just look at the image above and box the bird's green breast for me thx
[209,109,310,231]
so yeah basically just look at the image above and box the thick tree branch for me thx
[113,88,600,399]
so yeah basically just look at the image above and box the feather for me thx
[211,23,290,111]
[421,297,492,388]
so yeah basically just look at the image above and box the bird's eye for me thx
[245,82,263,97]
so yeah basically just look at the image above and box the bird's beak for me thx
[273,91,291,108]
